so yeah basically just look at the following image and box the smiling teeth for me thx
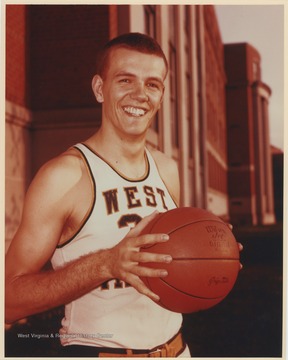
[124,107,146,117]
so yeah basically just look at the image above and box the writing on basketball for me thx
[205,225,235,250]
[208,276,229,286]
[205,225,226,238]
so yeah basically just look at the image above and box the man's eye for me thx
[119,78,130,83]
[147,82,159,89]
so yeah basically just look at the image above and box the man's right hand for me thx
[106,211,173,302]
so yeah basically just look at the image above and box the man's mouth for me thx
[123,106,147,117]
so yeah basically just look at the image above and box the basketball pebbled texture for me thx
[140,207,240,313]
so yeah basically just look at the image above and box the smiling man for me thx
[5,33,190,357]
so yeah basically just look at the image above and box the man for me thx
[5,33,190,357]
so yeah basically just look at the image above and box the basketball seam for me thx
[166,219,228,236]
[159,277,229,300]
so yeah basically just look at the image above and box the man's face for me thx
[97,47,167,138]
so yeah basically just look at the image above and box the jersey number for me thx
[118,214,142,229]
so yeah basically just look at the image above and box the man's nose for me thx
[130,82,149,101]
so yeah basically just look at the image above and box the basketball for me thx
[140,207,240,313]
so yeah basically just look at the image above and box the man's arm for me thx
[5,153,93,322]
[5,153,171,324]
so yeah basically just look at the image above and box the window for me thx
[252,60,260,81]
[169,6,179,148]
[169,43,179,147]
[144,5,156,38]
[185,6,193,157]
[144,5,159,132]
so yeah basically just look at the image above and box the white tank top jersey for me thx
[50,143,183,349]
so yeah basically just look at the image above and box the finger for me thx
[132,233,169,249]
[131,264,169,279]
[238,242,243,252]
[228,223,233,230]
[129,210,160,236]
[131,250,172,264]
[127,274,160,302]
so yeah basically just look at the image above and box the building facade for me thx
[225,43,275,225]
[5,4,276,250]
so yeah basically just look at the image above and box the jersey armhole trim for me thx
[146,149,179,208]
[56,146,97,249]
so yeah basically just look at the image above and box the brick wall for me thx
[27,5,110,111]
[6,5,27,106]
[5,5,113,248]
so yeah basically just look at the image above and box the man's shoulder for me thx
[148,148,178,171]
[33,147,86,190]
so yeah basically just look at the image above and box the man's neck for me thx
[85,127,148,179]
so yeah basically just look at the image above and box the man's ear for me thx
[158,86,165,109]
[92,75,104,103]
